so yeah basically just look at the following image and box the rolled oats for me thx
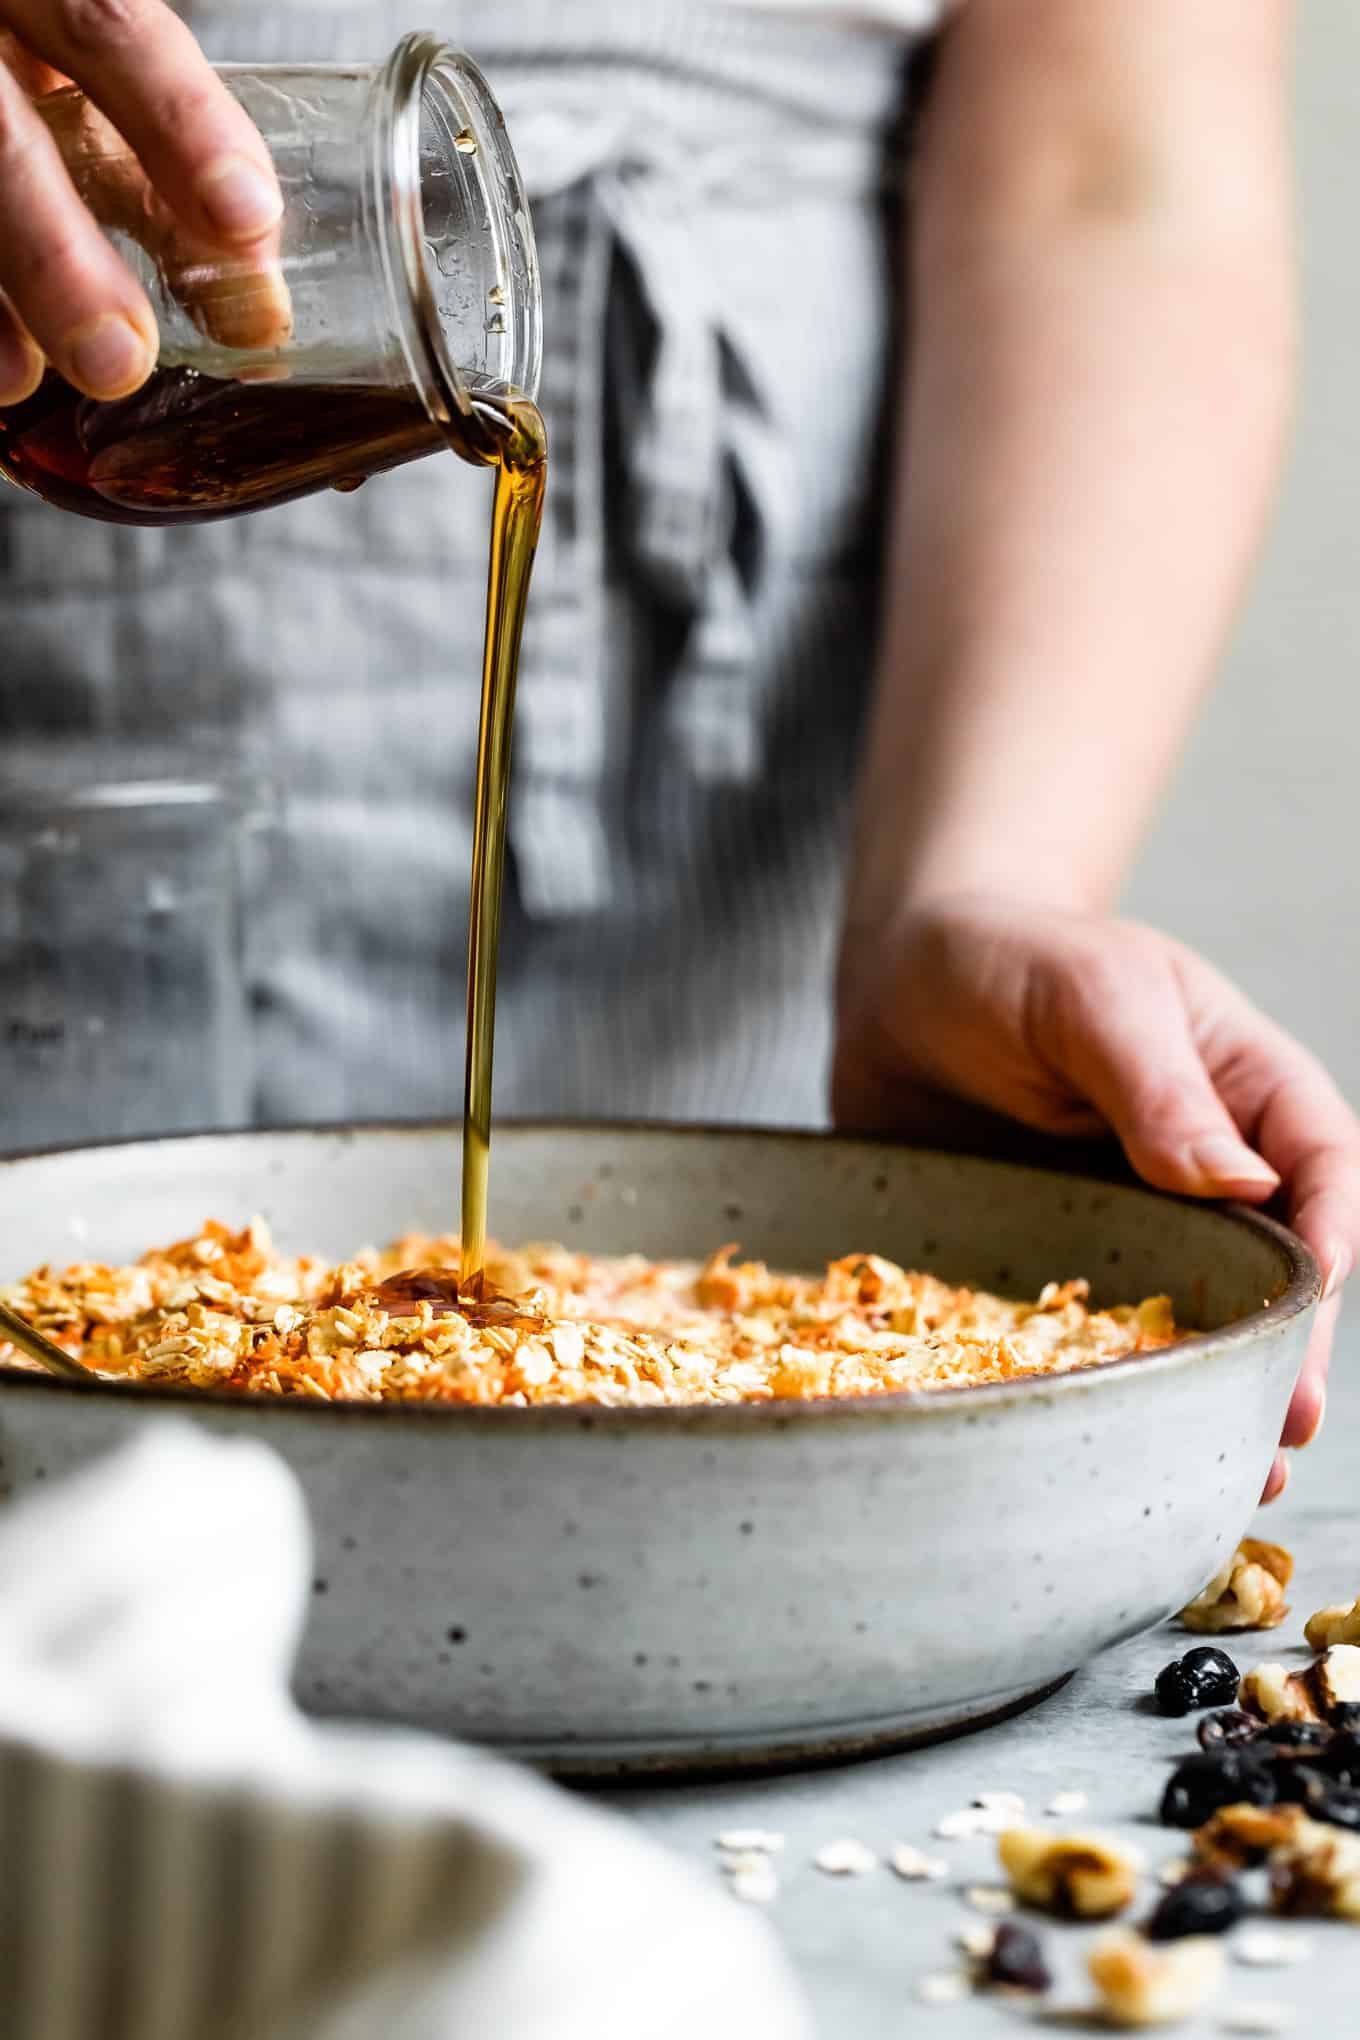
[727,1858,779,1905]
[962,1884,1017,1916]
[890,1843,950,1882]
[915,1972,971,2006]
[814,1838,877,1877]
[0,1223,1179,1408]
[1232,1929,1312,1969]
[715,1829,784,1855]
[998,1828,1143,1919]
[1219,2005,1295,2036]
[1046,1789,1089,1817]
[1087,1929,1224,2028]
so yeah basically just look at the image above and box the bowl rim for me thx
[0,1117,1321,1429]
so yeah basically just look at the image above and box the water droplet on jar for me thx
[454,128,478,155]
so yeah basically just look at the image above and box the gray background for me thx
[1125,3,1357,1107]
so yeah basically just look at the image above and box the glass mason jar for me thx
[0,35,541,524]
[0,749,259,1150]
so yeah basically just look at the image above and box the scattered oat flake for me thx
[890,1843,950,1882]
[1220,2004,1296,2036]
[728,1859,779,1905]
[963,1884,1017,1915]
[716,1828,784,1854]
[917,1972,971,2006]
[815,1838,877,1876]
[955,1923,997,1961]
[1234,1931,1311,1969]
[973,1791,1025,1815]
[1046,1790,1088,1817]
[935,1808,991,1840]
[1159,1858,1192,1888]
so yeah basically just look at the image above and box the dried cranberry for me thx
[983,1922,1052,1994]
[1198,1709,1261,1753]
[1145,1872,1246,1941]
[1160,1750,1276,1828]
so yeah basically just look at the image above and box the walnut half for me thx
[1193,1804,1310,1874]
[1240,1644,1360,1727]
[1179,1538,1293,1634]
[1087,1929,1224,2028]
[1304,1598,1360,1652]
[998,1828,1142,1919]
[1268,1820,1360,1921]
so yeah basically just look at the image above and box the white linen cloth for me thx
[0,1425,811,2040]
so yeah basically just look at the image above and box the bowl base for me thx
[401,1671,1076,1783]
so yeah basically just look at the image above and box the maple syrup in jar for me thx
[0,34,541,521]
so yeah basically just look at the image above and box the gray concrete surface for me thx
[609,1326,1358,2036]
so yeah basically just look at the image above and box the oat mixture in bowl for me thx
[0,1219,1178,1406]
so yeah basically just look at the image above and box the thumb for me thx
[1052,952,1280,1200]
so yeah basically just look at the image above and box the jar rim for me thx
[375,34,542,429]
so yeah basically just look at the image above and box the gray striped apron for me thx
[0,2,932,1136]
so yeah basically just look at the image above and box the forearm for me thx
[844,2,1296,953]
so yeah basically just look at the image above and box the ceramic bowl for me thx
[0,1123,1318,1775]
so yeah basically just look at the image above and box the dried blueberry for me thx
[1198,1709,1261,1753]
[1307,1783,1360,1832]
[1180,1647,1241,1709]
[1271,1760,1333,1811]
[983,1922,1052,1994]
[1160,1750,1276,1828]
[1155,1660,1203,1717]
[1155,1647,1241,1716]
[1262,1720,1332,1751]
[1325,1730,1360,1785]
[1145,1872,1246,1942]
[1331,1703,1360,1734]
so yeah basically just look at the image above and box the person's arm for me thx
[833,0,1360,1495]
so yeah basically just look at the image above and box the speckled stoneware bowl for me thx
[0,1124,1319,1776]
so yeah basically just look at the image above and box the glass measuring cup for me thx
[0,35,541,524]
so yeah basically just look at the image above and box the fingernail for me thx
[0,332,42,405]
[1189,1136,1280,1190]
[197,155,283,239]
[1323,1243,1353,1301]
[66,314,152,398]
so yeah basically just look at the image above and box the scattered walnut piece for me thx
[1238,1663,1319,1727]
[1193,1804,1310,1875]
[998,1827,1142,1919]
[1303,1600,1360,1652]
[1180,1540,1293,1635]
[1240,1645,1360,1727]
[1087,1928,1224,2028]
[1268,1819,1360,1921]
